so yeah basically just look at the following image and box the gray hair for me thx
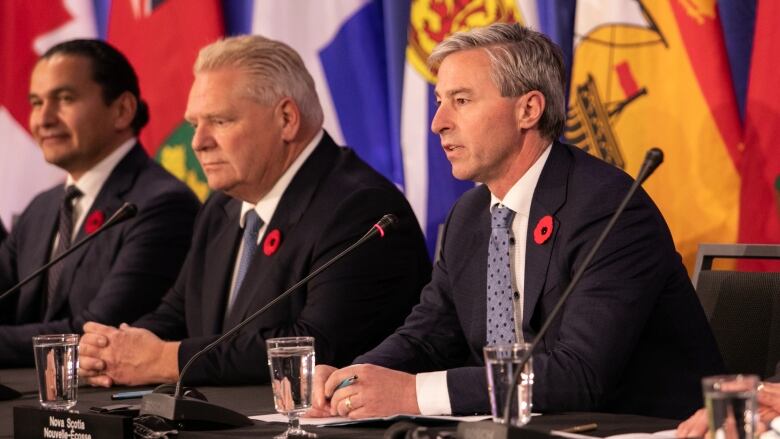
[428,23,566,141]
[195,34,324,129]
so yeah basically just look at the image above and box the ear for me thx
[276,97,301,142]
[111,91,137,131]
[515,90,545,131]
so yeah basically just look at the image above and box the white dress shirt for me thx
[415,144,552,415]
[53,138,136,251]
[223,130,323,320]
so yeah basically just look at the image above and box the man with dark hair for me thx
[0,39,200,367]
[311,23,722,420]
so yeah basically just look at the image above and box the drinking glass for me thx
[483,342,534,426]
[703,374,759,439]
[267,336,316,438]
[32,334,79,410]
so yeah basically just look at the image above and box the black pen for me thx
[111,389,153,400]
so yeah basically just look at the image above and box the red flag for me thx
[0,0,96,227]
[108,0,224,200]
[740,0,780,268]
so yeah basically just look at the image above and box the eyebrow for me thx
[434,87,473,99]
[28,86,77,101]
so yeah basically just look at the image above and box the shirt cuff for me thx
[415,371,452,415]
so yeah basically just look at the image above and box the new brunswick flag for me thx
[107,0,224,201]
[567,0,743,271]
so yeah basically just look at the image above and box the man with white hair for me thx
[78,35,430,386]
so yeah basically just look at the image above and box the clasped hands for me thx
[307,364,419,419]
[78,321,180,387]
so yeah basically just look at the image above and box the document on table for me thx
[552,429,677,439]
[251,413,492,427]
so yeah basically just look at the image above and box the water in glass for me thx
[33,334,79,410]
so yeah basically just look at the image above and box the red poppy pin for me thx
[84,210,105,235]
[263,229,282,256]
[533,215,554,245]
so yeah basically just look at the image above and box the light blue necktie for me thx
[226,210,263,316]
[486,204,516,346]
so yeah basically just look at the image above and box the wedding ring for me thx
[345,396,353,411]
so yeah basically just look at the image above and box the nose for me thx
[32,99,59,129]
[430,103,451,135]
[190,123,213,152]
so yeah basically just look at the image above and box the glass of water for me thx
[484,342,534,426]
[266,336,316,438]
[703,374,759,439]
[32,334,79,410]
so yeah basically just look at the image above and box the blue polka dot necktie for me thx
[487,204,516,346]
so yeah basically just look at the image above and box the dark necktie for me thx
[225,210,263,319]
[486,204,516,345]
[47,185,83,306]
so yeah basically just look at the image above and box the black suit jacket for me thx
[134,133,431,385]
[0,222,6,245]
[356,142,724,419]
[0,145,200,366]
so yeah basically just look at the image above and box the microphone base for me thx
[0,384,21,401]
[140,392,252,430]
[457,420,552,439]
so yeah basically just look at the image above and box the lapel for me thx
[17,189,61,318]
[466,190,491,347]
[202,196,242,334]
[223,133,340,328]
[45,144,147,319]
[522,142,571,334]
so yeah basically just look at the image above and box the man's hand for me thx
[310,364,419,419]
[78,321,180,387]
[308,364,337,417]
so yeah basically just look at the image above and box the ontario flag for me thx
[0,0,96,228]
[107,0,224,201]
[567,0,743,271]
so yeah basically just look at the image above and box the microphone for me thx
[140,214,399,428]
[458,148,664,439]
[0,202,137,401]
[0,202,138,305]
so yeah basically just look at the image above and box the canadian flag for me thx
[0,0,96,228]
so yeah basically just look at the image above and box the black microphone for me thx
[0,202,138,305]
[0,202,137,401]
[458,148,664,439]
[139,214,399,428]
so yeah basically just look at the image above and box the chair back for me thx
[692,244,780,379]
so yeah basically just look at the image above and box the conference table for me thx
[0,368,680,438]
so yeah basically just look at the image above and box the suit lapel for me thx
[45,145,147,319]
[204,197,242,334]
[522,142,571,336]
[467,196,491,347]
[223,133,340,328]
[17,189,61,318]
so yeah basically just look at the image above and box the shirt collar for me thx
[239,129,323,227]
[65,138,136,199]
[490,142,552,217]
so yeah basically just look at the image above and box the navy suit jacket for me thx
[356,142,724,420]
[134,132,431,385]
[0,145,199,366]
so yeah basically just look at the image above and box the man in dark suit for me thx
[77,35,430,386]
[0,222,6,245]
[311,23,722,421]
[0,40,199,367]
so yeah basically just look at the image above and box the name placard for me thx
[13,405,133,439]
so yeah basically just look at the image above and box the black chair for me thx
[692,243,780,379]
